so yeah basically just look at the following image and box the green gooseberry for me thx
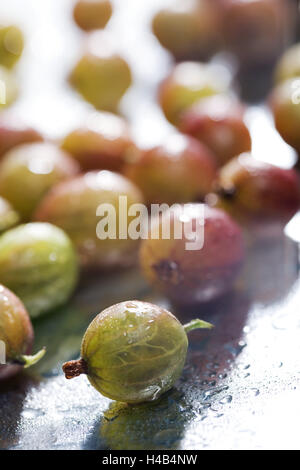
[73,0,113,31]
[0,223,79,318]
[63,300,212,404]
[0,142,79,220]
[69,31,132,112]
[0,284,45,381]
[158,61,232,125]
[34,170,144,270]
[0,196,19,233]
[0,25,24,69]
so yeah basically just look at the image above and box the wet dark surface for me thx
[1,232,300,450]
[1,0,300,450]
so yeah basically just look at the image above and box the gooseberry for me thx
[62,300,212,403]
[0,223,78,318]
[274,43,300,83]
[34,171,144,270]
[60,111,134,172]
[0,142,79,220]
[215,153,300,226]
[140,204,244,306]
[179,95,252,167]
[0,25,24,69]
[152,0,221,61]
[73,0,113,31]
[270,78,300,155]
[124,134,217,205]
[69,31,132,112]
[158,61,232,125]
[0,285,45,381]
[0,117,43,158]
[219,0,296,67]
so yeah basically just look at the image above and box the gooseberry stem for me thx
[62,358,88,379]
[14,347,46,368]
[183,319,213,333]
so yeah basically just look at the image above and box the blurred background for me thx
[0,0,175,144]
[0,1,296,140]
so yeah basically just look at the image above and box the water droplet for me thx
[126,302,138,309]
[219,395,232,404]
[225,341,246,356]
[218,373,227,379]
[199,403,211,410]
[150,386,162,401]
[272,315,287,330]
[22,408,45,419]
[203,386,229,401]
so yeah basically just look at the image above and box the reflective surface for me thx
[0,0,300,450]
[1,234,300,450]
